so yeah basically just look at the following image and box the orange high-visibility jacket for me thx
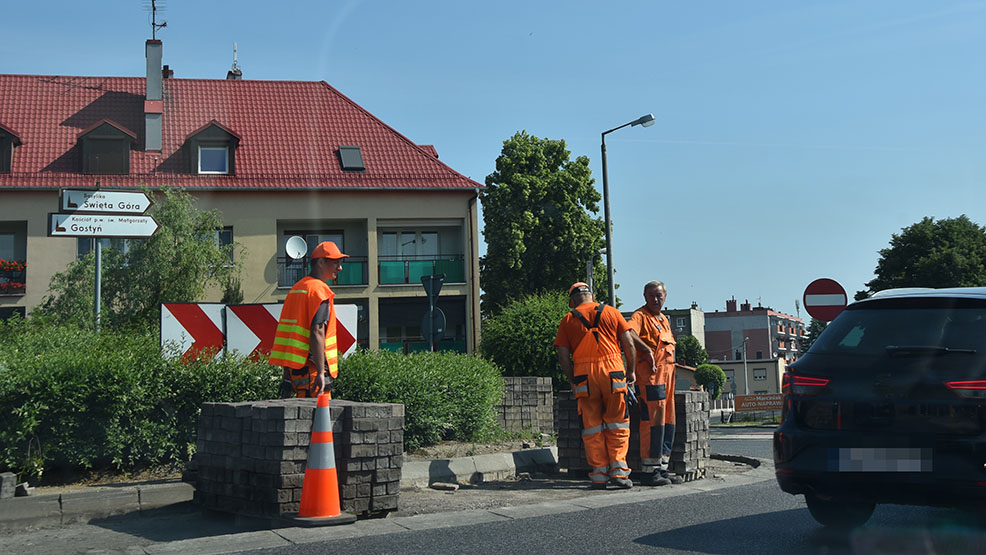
[270,276,339,378]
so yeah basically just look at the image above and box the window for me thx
[217,227,234,265]
[77,238,133,258]
[756,351,763,359]
[199,146,229,174]
[735,350,742,360]
[676,317,686,328]
[186,121,239,175]
[753,367,767,381]
[0,123,20,173]
[338,145,366,172]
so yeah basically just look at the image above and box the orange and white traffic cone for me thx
[292,393,355,525]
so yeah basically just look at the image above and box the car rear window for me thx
[809,297,986,356]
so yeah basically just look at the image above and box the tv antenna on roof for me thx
[145,0,167,40]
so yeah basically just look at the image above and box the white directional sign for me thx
[49,213,160,237]
[60,189,153,214]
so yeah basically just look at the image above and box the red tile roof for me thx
[0,74,481,190]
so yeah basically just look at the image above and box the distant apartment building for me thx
[663,301,706,348]
[704,298,805,366]
[717,358,787,396]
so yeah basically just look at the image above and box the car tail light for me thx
[782,373,830,396]
[944,380,986,399]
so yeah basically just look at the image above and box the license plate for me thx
[829,447,933,472]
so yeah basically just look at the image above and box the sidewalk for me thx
[0,449,772,555]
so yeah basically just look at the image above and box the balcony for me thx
[277,256,368,288]
[0,259,25,296]
[378,255,465,285]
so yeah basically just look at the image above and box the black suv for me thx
[774,287,986,527]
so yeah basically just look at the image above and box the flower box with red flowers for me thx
[0,259,26,295]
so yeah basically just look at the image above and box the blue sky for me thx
[6,1,986,318]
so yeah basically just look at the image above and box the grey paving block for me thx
[0,493,62,530]
[0,472,15,499]
[139,482,195,510]
[488,501,585,519]
[61,487,140,524]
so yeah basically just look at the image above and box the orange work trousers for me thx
[636,358,675,474]
[573,352,631,486]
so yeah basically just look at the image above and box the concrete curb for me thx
[0,448,558,531]
[0,481,196,531]
[400,447,558,488]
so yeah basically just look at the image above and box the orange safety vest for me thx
[270,276,339,378]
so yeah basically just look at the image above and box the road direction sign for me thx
[60,189,153,214]
[803,278,848,321]
[49,213,160,237]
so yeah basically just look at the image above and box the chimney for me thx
[144,40,164,151]
[226,68,242,80]
[726,298,737,312]
[741,300,752,312]
[162,65,174,79]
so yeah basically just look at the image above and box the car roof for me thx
[860,286,986,304]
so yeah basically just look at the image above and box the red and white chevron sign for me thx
[160,303,226,360]
[162,303,359,361]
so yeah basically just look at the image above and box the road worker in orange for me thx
[555,282,646,489]
[628,280,683,486]
[270,241,348,398]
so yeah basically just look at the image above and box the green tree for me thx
[694,363,726,400]
[479,290,572,387]
[480,131,606,315]
[856,215,986,300]
[675,334,708,367]
[801,318,828,353]
[37,187,243,330]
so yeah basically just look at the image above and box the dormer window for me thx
[186,120,240,175]
[78,120,136,174]
[0,123,22,173]
[199,146,229,174]
[338,145,365,172]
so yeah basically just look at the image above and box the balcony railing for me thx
[378,255,465,285]
[277,256,368,288]
[0,260,26,296]
[379,339,467,354]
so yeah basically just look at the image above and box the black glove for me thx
[278,379,294,399]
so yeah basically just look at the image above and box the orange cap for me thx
[568,282,591,296]
[311,241,349,260]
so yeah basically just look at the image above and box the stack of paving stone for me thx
[496,377,554,434]
[192,397,403,520]
[555,390,709,481]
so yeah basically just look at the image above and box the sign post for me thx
[52,189,159,330]
[803,278,848,322]
[421,274,446,352]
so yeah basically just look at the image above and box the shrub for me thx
[695,363,727,400]
[0,317,279,479]
[480,291,571,387]
[334,350,504,450]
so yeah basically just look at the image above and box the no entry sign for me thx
[803,278,847,321]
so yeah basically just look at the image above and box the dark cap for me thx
[568,282,591,296]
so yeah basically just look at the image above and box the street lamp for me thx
[742,336,750,395]
[601,113,655,305]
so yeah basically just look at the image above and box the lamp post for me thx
[742,336,750,395]
[601,113,655,305]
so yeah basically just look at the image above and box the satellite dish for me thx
[285,236,307,260]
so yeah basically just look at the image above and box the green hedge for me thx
[0,317,279,479]
[0,318,507,478]
[335,350,504,450]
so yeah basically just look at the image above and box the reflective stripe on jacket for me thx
[269,276,339,377]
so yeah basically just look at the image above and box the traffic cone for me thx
[291,393,355,525]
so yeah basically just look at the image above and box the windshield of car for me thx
[809,298,986,356]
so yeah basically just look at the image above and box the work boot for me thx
[590,481,608,490]
[641,473,672,486]
[609,477,633,489]
[660,470,684,484]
